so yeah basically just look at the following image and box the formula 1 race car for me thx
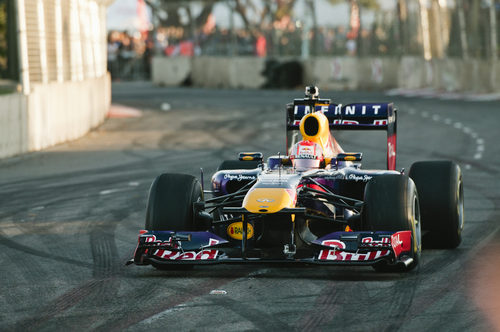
[128,86,464,272]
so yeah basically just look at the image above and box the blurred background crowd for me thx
[1,0,499,82]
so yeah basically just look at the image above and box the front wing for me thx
[129,230,414,267]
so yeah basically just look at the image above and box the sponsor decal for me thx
[224,174,256,181]
[147,237,220,260]
[318,239,391,261]
[323,174,346,180]
[318,238,391,262]
[388,142,396,158]
[318,249,391,261]
[227,222,254,240]
[332,119,360,125]
[347,174,373,182]
[330,104,383,116]
[315,104,330,113]
[391,231,412,258]
[256,198,274,203]
[361,236,391,247]
[373,119,388,126]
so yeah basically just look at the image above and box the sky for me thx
[106,0,397,32]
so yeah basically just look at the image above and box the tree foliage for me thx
[328,0,380,10]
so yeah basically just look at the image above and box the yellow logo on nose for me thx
[227,222,254,240]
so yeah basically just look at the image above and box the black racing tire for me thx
[145,173,202,271]
[145,173,202,231]
[409,161,463,249]
[217,160,260,171]
[363,174,421,272]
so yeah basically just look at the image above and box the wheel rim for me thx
[457,179,464,232]
[413,192,422,254]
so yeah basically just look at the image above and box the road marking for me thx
[128,181,140,186]
[407,107,485,163]
[209,289,227,295]
[108,104,143,118]
[99,189,120,195]
[161,103,171,111]
[138,304,187,325]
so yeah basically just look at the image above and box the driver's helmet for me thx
[290,140,324,170]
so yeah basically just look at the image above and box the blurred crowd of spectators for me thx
[151,22,396,58]
[107,30,153,80]
[106,22,396,80]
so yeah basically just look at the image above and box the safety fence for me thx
[143,0,498,60]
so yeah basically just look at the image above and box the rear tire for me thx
[363,174,421,272]
[217,160,260,171]
[409,161,463,249]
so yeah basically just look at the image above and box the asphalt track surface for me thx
[1,82,499,331]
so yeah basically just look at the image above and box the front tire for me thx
[409,161,463,249]
[145,173,202,231]
[145,173,202,270]
[363,174,421,272]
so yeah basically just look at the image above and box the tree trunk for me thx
[489,0,497,61]
[456,0,469,59]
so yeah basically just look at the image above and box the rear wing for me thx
[286,98,397,170]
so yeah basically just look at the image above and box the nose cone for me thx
[242,188,296,213]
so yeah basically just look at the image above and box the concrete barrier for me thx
[153,56,500,94]
[153,56,267,89]
[0,74,110,159]
[152,57,191,86]
[0,93,28,158]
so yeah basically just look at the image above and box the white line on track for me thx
[137,304,187,325]
[408,107,485,165]
[99,189,121,195]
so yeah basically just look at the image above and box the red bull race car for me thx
[128,86,464,272]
